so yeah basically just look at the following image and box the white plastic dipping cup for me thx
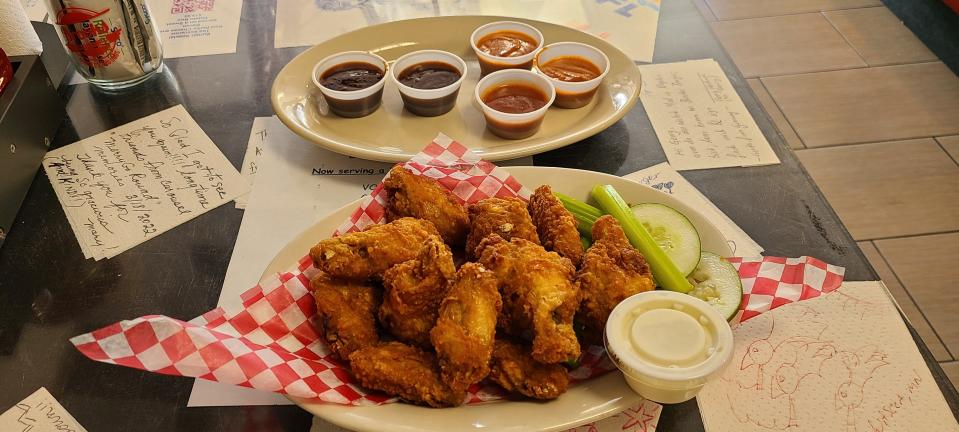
[311,51,388,118]
[475,69,556,140]
[534,42,611,109]
[604,290,734,404]
[390,50,468,117]
[470,21,544,76]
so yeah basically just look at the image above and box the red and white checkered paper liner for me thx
[69,134,845,408]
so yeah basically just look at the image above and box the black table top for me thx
[1,0,956,431]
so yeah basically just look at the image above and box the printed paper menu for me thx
[42,105,248,260]
[148,0,242,58]
[698,281,959,432]
[0,387,87,432]
[638,59,780,171]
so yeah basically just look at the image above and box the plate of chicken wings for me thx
[263,166,731,432]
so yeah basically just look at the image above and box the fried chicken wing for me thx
[528,185,584,266]
[466,197,540,258]
[349,342,465,407]
[430,263,502,391]
[476,235,580,364]
[576,215,655,345]
[310,217,440,280]
[488,339,570,400]
[384,166,469,246]
[311,272,381,362]
[379,235,456,347]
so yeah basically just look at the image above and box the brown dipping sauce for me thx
[398,62,461,89]
[320,62,384,91]
[539,56,601,82]
[477,31,538,58]
[482,83,548,114]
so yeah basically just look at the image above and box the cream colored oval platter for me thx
[263,167,732,432]
[271,16,641,163]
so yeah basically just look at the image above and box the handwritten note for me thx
[235,117,270,209]
[698,281,959,432]
[42,105,248,260]
[624,162,763,257]
[147,0,242,58]
[638,59,780,171]
[0,388,87,432]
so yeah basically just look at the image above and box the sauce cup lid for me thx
[604,290,734,389]
[474,69,556,123]
[534,42,611,93]
[470,21,545,66]
[312,51,388,101]
[390,50,468,99]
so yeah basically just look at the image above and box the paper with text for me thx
[147,0,242,58]
[42,105,248,260]
[0,387,87,432]
[639,59,780,171]
[275,0,660,62]
[235,117,270,209]
[624,162,764,257]
[698,281,959,432]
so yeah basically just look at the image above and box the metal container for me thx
[46,0,163,89]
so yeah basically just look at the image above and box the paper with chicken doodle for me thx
[698,281,959,432]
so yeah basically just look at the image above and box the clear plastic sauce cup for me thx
[534,42,610,109]
[474,69,555,140]
[604,290,734,404]
[470,21,544,76]
[390,50,468,117]
[312,51,388,118]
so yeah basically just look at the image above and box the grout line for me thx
[751,64,870,80]
[755,79,807,149]
[873,242,956,360]
[821,11,870,66]
[935,137,959,168]
[697,0,720,22]
[794,135,951,151]
[862,230,959,243]
[711,5,886,22]
[759,60,942,80]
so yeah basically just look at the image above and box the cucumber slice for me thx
[630,203,701,276]
[687,252,743,321]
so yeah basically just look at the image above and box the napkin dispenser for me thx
[0,22,67,247]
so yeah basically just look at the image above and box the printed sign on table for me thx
[275,0,661,62]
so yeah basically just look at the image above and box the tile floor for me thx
[699,0,959,385]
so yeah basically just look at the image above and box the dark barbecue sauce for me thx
[482,83,548,114]
[398,62,461,89]
[321,62,384,91]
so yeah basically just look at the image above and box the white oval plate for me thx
[263,166,732,432]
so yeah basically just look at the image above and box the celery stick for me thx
[555,192,602,236]
[590,185,694,293]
